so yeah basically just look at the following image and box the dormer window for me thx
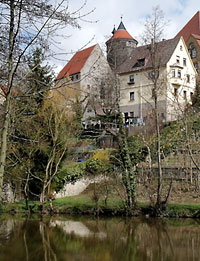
[133,58,145,68]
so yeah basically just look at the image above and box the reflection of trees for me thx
[0,217,200,261]
[39,222,57,261]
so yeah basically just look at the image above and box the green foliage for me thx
[27,47,54,106]
[55,162,86,192]
[72,98,83,132]
[85,158,106,175]
[110,135,146,169]
[92,149,111,163]
[127,135,147,165]
[149,121,184,161]
[192,83,200,110]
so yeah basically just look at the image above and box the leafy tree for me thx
[27,47,54,106]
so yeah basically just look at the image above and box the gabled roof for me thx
[116,37,181,74]
[175,11,200,42]
[56,45,96,80]
[107,20,137,43]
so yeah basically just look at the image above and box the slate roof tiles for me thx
[116,37,181,74]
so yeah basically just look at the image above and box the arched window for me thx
[188,42,197,58]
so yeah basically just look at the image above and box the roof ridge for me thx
[175,11,200,42]
[56,44,97,80]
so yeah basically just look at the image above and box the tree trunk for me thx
[118,113,137,212]
[154,93,162,207]
[0,0,15,201]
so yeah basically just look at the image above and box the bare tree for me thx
[0,0,93,201]
[141,6,171,212]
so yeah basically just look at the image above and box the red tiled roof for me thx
[175,11,200,42]
[0,85,20,96]
[110,30,135,41]
[56,45,96,80]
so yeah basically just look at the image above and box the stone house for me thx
[55,44,112,123]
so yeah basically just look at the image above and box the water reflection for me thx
[0,216,200,261]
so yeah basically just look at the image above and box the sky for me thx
[50,0,200,75]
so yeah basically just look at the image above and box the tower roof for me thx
[107,20,137,42]
[117,21,126,30]
[175,11,200,42]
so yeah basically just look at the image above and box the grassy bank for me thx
[1,194,200,218]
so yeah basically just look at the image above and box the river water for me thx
[0,215,200,261]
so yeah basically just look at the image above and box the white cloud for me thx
[49,0,200,74]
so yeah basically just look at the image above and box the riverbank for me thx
[1,195,200,218]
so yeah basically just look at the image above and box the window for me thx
[192,48,197,58]
[129,75,135,83]
[174,88,178,97]
[194,63,198,72]
[176,56,180,64]
[100,86,105,100]
[71,74,80,81]
[171,69,175,77]
[186,74,190,83]
[87,107,92,113]
[183,58,186,66]
[177,70,181,78]
[124,112,129,123]
[183,90,187,100]
[189,43,197,58]
[87,84,90,89]
[190,92,193,100]
[130,92,135,101]
[133,58,145,67]
[151,70,155,78]
[130,112,134,118]
[180,45,183,51]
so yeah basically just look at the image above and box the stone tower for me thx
[106,20,138,69]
